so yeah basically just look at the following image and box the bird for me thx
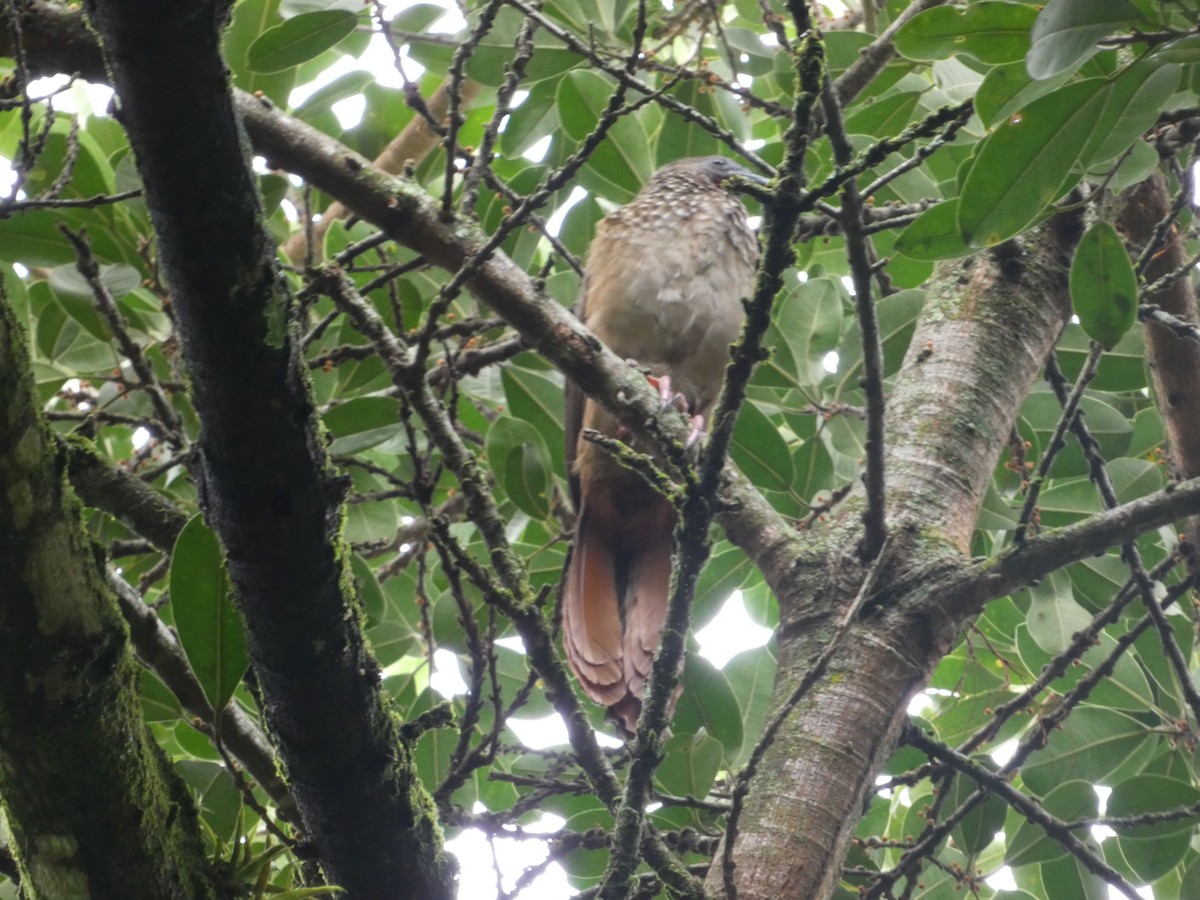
[562,155,763,737]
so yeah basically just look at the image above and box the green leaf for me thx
[1022,570,1091,654]
[894,199,974,261]
[731,399,793,493]
[500,80,560,158]
[501,362,565,476]
[946,763,1007,856]
[555,70,653,201]
[485,416,553,519]
[1006,780,1098,866]
[893,2,1038,65]
[0,212,79,267]
[1027,0,1144,80]
[281,0,361,13]
[958,79,1109,247]
[322,396,402,455]
[1021,707,1148,795]
[224,0,298,103]
[844,91,921,136]
[676,655,744,760]
[723,644,777,768]
[1150,32,1200,65]
[47,264,138,341]
[793,437,834,501]
[776,276,845,388]
[246,10,358,73]
[976,61,1073,128]
[1107,774,1200,839]
[170,515,249,714]
[657,728,723,801]
[1018,391,1132,479]
[1069,222,1138,351]
[1081,62,1179,165]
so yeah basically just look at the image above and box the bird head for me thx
[660,155,771,191]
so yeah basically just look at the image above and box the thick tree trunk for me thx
[0,290,220,899]
[82,2,456,896]
[1117,174,1200,571]
[713,221,1079,898]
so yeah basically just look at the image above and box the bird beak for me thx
[725,168,773,198]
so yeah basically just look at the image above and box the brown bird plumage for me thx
[563,156,761,737]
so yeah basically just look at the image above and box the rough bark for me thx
[0,288,220,899]
[710,223,1079,898]
[1116,173,1200,571]
[81,2,455,896]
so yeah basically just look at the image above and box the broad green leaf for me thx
[141,669,183,723]
[976,61,1074,128]
[656,82,725,163]
[246,10,358,73]
[844,91,921,136]
[1107,775,1200,839]
[793,437,834,501]
[946,764,1007,856]
[500,80,560,158]
[0,212,80,267]
[958,79,1108,247]
[1151,33,1200,65]
[47,264,138,342]
[1035,854,1109,899]
[177,759,241,840]
[322,396,402,455]
[375,1,442,31]
[1055,323,1147,393]
[1108,816,1195,883]
[501,362,565,476]
[894,2,1038,65]
[657,728,723,801]
[723,644,777,768]
[281,0,361,13]
[1082,63,1180,165]
[224,0,298,103]
[1027,0,1144,80]
[485,416,553,519]
[1022,570,1091,654]
[676,655,744,760]
[723,27,782,76]
[1085,137,1159,194]
[555,70,653,201]
[776,276,845,388]
[1006,780,1098,866]
[731,399,793,493]
[293,69,375,119]
[464,6,580,87]
[894,199,974,260]
[170,515,249,714]
[1070,222,1138,351]
[1021,707,1148,795]
[693,545,753,626]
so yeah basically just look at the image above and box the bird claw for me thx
[625,362,696,441]
[645,373,689,415]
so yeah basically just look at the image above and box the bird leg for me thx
[642,371,705,448]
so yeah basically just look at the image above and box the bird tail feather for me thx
[563,502,625,706]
